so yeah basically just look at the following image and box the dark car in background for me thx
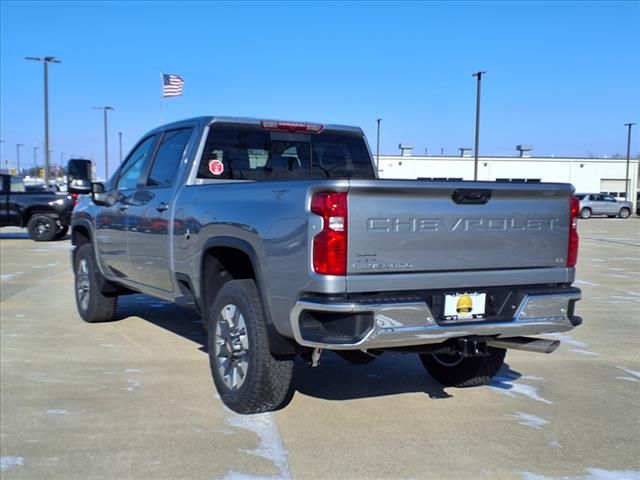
[0,174,75,241]
[575,193,633,219]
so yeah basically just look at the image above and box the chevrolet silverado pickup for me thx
[1,174,75,241]
[69,116,582,414]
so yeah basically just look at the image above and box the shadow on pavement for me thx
[116,293,463,403]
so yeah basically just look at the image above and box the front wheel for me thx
[419,347,506,387]
[27,214,58,241]
[579,208,592,219]
[619,208,631,219]
[208,279,294,414]
[74,243,118,323]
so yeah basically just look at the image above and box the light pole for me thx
[118,131,123,163]
[25,56,61,188]
[376,118,382,173]
[93,106,114,179]
[624,123,636,202]
[16,143,24,175]
[472,71,486,181]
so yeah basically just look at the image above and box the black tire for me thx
[579,208,591,219]
[54,225,69,240]
[74,243,118,323]
[208,279,294,414]
[27,214,58,241]
[419,347,506,387]
[619,208,631,219]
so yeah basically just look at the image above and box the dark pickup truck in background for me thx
[69,116,582,414]
[0,174,75,241]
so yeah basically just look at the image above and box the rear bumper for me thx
[290,288,581,350]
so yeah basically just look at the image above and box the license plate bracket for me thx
[443,292,487,322]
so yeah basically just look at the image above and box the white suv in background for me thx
[575,193,633,219]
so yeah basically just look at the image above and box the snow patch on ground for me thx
[616,366,640,379]
[574,279,598,286]
[490,372,553,404]
[547,440,563,448]
[46,409,72,416]
[616,376,640,383]
[223,412,292,480]
[520,468,640,480]
[126,380,142,392]
[510,411,549,429]
[0,456,24,472]
[1,272,24,281]
[569,349,600,357]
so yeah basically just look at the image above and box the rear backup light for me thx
[311,192,347,275]
[260,120,324,133]
[567,196,580,267]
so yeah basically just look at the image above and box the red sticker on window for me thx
[209,160,224,176]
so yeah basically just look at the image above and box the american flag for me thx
[162,74,184,97]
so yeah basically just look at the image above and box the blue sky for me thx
[1,0,639,178]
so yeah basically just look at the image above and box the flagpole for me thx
[159,72,164,123]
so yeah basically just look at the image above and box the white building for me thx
[377,149,639,210]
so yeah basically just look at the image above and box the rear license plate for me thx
[443,292,486,322]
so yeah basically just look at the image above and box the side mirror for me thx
[68,178,92,194]
[91,182,113,207]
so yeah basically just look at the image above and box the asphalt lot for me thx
[1,219,639,480]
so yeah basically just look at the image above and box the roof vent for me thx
[399,143,413,157]
[458,147,472,157]
[516,144,534,158]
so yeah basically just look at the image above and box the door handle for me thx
[155,202,169,213]
[118,204,128,212]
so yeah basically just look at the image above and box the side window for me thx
[10,176,26,193]
[116,136,157,190]
[146,129,192,187]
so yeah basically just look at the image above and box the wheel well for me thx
[202,247,256,311]
[200,246,297,356]
[72,226,91,248]
[24,207,57,226]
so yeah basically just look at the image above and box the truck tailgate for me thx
[347,180,572,274]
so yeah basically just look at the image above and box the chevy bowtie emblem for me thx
[456,295,473,314]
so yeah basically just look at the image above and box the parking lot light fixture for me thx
[624,123,635,201]
[25,56,61,187]
[16,144,24,174]
[93,106,115,178]
[472,71,486,181]
[376,118,382,173]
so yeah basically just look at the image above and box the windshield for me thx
[197,124,375,181]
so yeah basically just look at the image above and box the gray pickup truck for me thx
[69,116,582,414]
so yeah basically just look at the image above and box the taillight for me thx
[71,193,79,206]
[260,120,324,133]
[311,192,347,275]
[567,196,580,267]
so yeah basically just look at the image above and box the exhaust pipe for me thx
[487,337,560,354]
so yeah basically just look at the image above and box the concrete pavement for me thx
[1,219,639,479]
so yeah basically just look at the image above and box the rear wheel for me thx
[208,279,294,414]
[579,208,592,219]
[74,243,118,323]
[419,347,506,387]
[619,208,631,219]
[27,214,58,241]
